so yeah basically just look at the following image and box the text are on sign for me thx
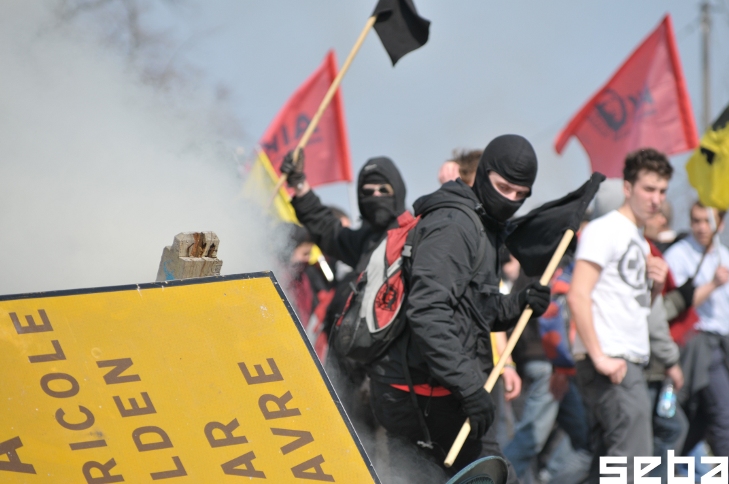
[0,272,379,483]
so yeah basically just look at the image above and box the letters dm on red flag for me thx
[260,50,353,188]
[554,15,698,178]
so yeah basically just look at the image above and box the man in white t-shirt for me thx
[567,148,673,483]
[664,202,729,458]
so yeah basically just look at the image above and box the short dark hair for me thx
[623,148,673,184]
[452,149,482,178]
[691,200,727,221]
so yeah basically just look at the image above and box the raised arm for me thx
[282,151,368,267]
[291,190,369,268]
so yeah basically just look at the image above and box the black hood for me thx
[415,179,514,239]
[357,156,407,212]
[357,156,407,229]
[413,179,482,217]
[473,134,538,223]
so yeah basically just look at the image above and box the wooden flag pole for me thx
[444,229,576,468]
[268,15,378,206]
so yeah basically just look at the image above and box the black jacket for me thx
[292,188,380,273]
[369,180,525,399]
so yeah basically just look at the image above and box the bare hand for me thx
[647,256,668,288]
[549,372,569,402]
[665,364,684,392]
[594,356,627,385]
[714,266,729,287]
[501,366,522,402]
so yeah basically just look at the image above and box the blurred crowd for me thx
[275,140,728,484]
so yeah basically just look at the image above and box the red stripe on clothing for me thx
[390,384,452,397]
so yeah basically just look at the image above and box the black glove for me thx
[461,387,495,439]
[280,149,306,187]
[517,281,550,317]
[677,277,695,308]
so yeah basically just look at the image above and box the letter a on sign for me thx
[0,272,379,483]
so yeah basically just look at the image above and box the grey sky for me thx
[158,0,729,225]
[1,1,728,295]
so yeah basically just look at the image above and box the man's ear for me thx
[622,180,632,199]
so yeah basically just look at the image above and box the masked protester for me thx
[282,151,407,272]
[281,149,408,458]
[367,135,550,481]
[472,134,537,225]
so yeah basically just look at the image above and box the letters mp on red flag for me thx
[555,15,698,177]
[260,50,353,187]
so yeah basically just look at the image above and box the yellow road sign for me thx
[0,273,379,483]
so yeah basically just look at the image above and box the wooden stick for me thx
[444,229,576,468]
[268,15,378,206]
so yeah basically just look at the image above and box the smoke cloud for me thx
[0,1,274,295]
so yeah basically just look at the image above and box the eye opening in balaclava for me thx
[360,172,393,195]
[357,157,406,230]
[472,134,538,224]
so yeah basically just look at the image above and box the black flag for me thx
[372,0,430,65]
[506,173,606,277]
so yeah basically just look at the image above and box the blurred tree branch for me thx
[53,0,247,144]
[55,0,189,89]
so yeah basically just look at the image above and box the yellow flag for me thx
[243,151,324,264]
[686,105,729,211]
[243,150,298,222]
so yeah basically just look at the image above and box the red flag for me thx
[260,51,353,187]
[554,15,698,177]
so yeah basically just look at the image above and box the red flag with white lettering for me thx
[260,51,353,187]
[554,15,698,177]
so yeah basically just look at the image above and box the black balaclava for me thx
[357,157,407,230]
[473,134,538,224]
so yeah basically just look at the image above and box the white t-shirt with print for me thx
[572,210,652,362]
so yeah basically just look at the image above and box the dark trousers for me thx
[576,358,652,484]
[682,347,729,457]
[370,379,519,483]
[504,360,590,478]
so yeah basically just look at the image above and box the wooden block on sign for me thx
[156,232,223,281]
